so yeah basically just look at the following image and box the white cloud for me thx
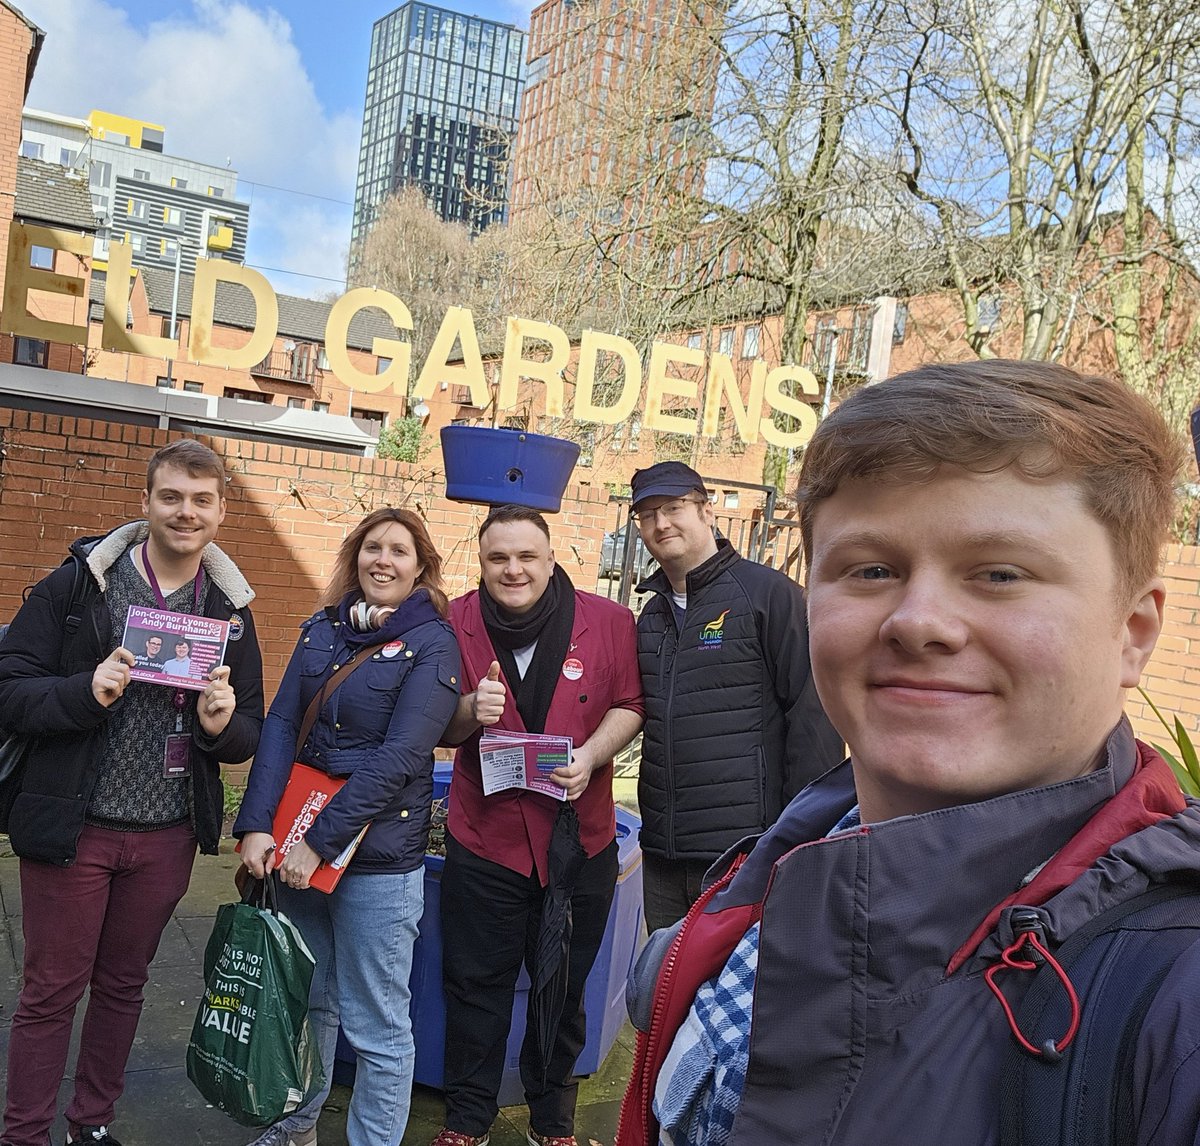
[23,0,358,298]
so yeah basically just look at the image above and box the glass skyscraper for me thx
[352,2,526,249]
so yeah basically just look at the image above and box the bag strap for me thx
[999,882,1200,1146]
[239,872,280,914]
[295,640,389,751]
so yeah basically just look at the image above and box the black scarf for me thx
[479,564,575,734]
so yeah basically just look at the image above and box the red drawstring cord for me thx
[984,930,1081,1059]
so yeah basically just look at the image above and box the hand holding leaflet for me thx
[479,728,571,801]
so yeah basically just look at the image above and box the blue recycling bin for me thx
[334,767,645,1107]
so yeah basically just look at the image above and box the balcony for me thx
[206,224,234,251]
[252,344,324,387]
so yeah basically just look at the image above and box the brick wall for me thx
[1126,544,1200,749]
[2,407,1198,774]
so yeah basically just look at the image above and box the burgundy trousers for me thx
[2,823,196,1146]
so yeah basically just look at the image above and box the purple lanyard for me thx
[142,542,203,728]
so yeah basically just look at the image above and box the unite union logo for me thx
[700,609,730,648]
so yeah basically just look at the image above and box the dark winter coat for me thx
[234,592,461,875]
[635,539,843,861]
[0,522,264,864]
[619,720,1200,1146]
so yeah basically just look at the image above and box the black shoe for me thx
[66,1128,123,1145]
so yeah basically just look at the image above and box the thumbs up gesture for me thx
[471,660,507,726]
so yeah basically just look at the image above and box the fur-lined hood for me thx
[70,521,255,608]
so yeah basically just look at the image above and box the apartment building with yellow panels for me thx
[20,107,250,275]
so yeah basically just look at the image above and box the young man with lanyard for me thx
[0,439,264,1146]
[431,504,644,1146]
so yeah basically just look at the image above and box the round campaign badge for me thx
[382,640,406,658]
[227,613,244,641]
[562,657,584,681]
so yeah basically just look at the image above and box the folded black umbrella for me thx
[529,801,587,1088]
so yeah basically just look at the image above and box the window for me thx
[164,207,184,229]
[59,147,75,166]
[133,169,150,182]
[741,324,761,358]
[376,357,392,374]
[163,238,178,260]
[316,348,330,371]
[127,198,148,219]
[723,490,740,509]
[14,338,48,367]
[171,176,188,189]
[224,387,272,403]
[287,397,306,409]
[686,332,702,350]
[718,328,734,356]
[90,160,112,188]
[892,302,909,345]
[978,294,1002,332]
[183,381,203,393]
[30,246,53,270]
[313,401,331,414]
[351,407,386,427]
[208,186,225,198]
[19,141,43,160]
[156,376,174,389]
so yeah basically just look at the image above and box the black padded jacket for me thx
[635,539,843,862]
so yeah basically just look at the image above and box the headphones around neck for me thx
[349,601,396,631]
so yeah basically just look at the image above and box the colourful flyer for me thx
[123,605,230,692]
[478,728,572,800]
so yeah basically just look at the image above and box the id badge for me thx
[163,733,191,778]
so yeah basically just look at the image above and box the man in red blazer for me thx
[431,504,644,1146]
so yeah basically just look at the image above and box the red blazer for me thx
[448,587,644,882]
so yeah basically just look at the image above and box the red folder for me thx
[238,761,368,893]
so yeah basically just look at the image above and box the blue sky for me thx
[21,0,531,298]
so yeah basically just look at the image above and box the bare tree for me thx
[897,0,1200,364]
[350,185,476,401]
[515,0,925,488]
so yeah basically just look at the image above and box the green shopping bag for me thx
[186,874,326,1126]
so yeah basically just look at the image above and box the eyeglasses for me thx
[630,497,704,525]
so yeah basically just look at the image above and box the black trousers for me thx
[440,831,618,1137]
[641,851,713,934]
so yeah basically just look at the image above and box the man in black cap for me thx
[629,461,843,931]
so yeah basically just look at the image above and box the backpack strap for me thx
[999,882,1200,1146]
[63,552,94,636]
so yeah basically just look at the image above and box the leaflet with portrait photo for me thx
[123,605,230,692]
[478,728,571,800]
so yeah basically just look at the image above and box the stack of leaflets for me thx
[478,728,572,800]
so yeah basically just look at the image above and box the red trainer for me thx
[428,1130,491,1146]
[525,1131,578,1146]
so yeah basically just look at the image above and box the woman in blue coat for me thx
[235,507,462,1146]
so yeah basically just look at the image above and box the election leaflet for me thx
[124,605,230,692]
[478,728,570,801]
[235,762,368,894]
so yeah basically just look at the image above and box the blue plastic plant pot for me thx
[440,425,581,512]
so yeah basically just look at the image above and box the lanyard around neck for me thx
[142,541,203,611]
